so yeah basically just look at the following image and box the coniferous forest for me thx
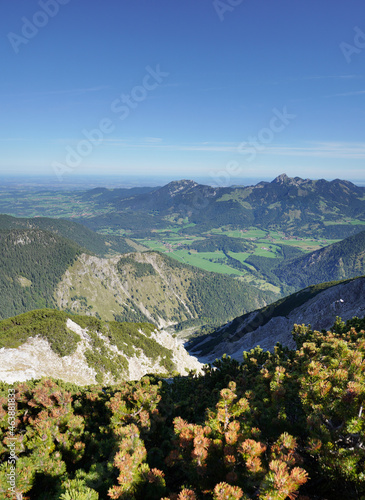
[1,316,365,500]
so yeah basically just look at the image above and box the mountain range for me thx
[79,174,365,238]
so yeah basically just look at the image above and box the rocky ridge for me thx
[0,318,202,385]
[190,277,365,362]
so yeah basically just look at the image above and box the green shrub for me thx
[59,479,99,500]
[0,309,80,356]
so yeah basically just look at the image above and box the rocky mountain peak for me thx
[164,179,199,196]
[272,173,290,184]
[271,174,310,187]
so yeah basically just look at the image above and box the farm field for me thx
[164,249,244,275]
[136,226,342,292]
[0,190,113,219]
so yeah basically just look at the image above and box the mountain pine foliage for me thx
[1,316,365,499]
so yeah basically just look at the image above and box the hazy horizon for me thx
[2,172,365,191]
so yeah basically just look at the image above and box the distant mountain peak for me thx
[164,179,199,196]
[272,173,290,184]
[166,179,198,188]
[271,174,310,187]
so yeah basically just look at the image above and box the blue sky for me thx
[1,0,365,185]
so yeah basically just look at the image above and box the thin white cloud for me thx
[37,86,110,95]
[149,140,365,159]
[48,137,365,160]
[102,139,239,152]
[143,137,163,143]
[270,74,361,86]
[261,142,365,159]
[0,86,110,99]
[325,90,365,98]
[302,75,360,81]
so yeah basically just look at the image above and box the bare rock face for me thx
[195,278,365,363]
[0,321,96,386]
[128,329,202,380]
[0,318,202,386]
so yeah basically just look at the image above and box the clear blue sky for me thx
[1,0,365,185]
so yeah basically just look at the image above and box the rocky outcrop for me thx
[0,318,202,385]
[192,277,365,362]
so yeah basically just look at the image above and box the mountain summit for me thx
[164,179,199,196]
[116,179,223,213]
[272,173,290,184]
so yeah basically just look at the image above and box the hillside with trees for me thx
[238,230,365,295]
[0,229,82,319]
[55,251,276,328]
[274,230,365,290]
[0,309,201,384]
[0,231,275,327]
[0,215,137,257]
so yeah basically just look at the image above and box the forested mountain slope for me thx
[0,229,275,326]
[242,229,365,294]
[0,229,82,319]
[274,229,365,289]
[55,251,276,328]
[0,214,137,257]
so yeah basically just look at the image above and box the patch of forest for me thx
[184,235,255,254]
[0,215,136,257]
[0,229,82,319]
